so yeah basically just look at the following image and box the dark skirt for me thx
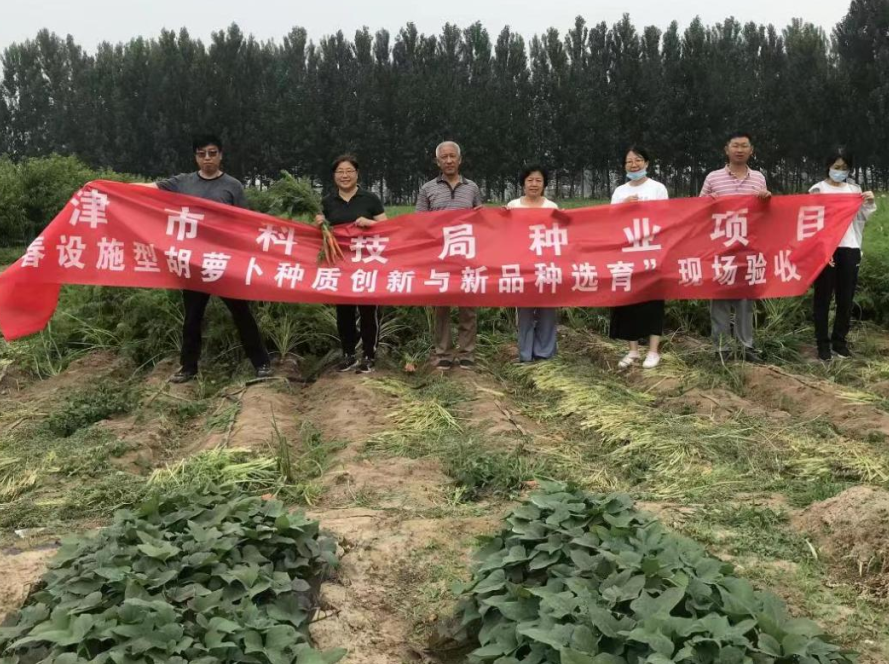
[609,300,665,341]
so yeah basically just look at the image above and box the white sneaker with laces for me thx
[643,352,661,369]
[618,352,640,369]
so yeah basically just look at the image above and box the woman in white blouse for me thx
[507,165,559,362]
[809,148,876,361]
[610,146,669,369]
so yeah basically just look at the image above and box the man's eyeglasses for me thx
[334,169,357,176]
[196,149,220,158]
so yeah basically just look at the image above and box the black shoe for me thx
[458,358,476,369]
[336,355,359,372]
[169,368,197,384]
[255,364,274,379]
[715,350,731,363]
[817,344,832,361]
[434,358,453,370]
[743,348,764,364]
[355,358,375,374]
[832,341,851,358]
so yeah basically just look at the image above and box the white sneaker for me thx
[618,352,640,369]
[643,352,661,369]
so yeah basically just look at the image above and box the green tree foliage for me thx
[0,154,139,244]
[1,3,888,199]
[833,0,889,187]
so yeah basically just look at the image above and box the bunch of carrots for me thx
[318,220,344,265]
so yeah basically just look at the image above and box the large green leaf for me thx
[570,625,598,653]
[517,624,574,649]
[569,549,599,572]
[630,589,685,620]
[472,642,515,658]
[136,541,181,562]
[717,579,758,617]
[625,626,675,657]
[476,570,509,595]
[601,574,646,604]
[529,551,562,570]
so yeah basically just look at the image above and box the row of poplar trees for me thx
[1,0,888,201]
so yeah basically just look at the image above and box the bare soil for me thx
[1,351,131,421]
[664,386,789,423]
[307,511,498,663]
[0,547,57,623]
[743,365,889,441]
[294,371,504,662]
[210,382,302,452]
[793,486,889,592]
[450,371,542,439]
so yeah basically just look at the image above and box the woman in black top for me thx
[316,154,388,373]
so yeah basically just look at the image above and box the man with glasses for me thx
[416,140,483,370]
[138,133,272,383]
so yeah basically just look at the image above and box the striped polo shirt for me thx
[699,166,767,198]
[416,175,482,211]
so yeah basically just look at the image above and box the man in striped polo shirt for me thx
[701,131,771,363]
[416,141,483,369]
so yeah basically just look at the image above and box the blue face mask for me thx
[829,169,849,183]
[626,169,647,182]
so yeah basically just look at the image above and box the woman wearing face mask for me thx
[507,165,559,362]
[610,146,669,369]
[809,149,876,361]
[315,154,387,373]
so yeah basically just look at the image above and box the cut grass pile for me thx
[509,355,889,501]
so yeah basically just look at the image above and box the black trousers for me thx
[813,247,861,347]
[180,290,269,373]
[336,304,379,360]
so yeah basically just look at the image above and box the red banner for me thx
[0,180,864,340]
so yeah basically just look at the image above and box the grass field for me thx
[2,199,889,662]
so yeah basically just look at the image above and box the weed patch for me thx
[272,420,346,504]
[444,441,544,501]
[45,383,136,437]
[679,504,812,562]
[366,376,554,500]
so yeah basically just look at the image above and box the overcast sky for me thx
[1,0,847,52]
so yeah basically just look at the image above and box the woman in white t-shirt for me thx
[610,147,669,369]
[506,165,559,362]
[809,149,876,361]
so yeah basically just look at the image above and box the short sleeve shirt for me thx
[416,175,483,211]
[611,180,669,203]
[321,189,385,226]
[156,172,248,208]
[506,197,558,209]
[700,166,767,198]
